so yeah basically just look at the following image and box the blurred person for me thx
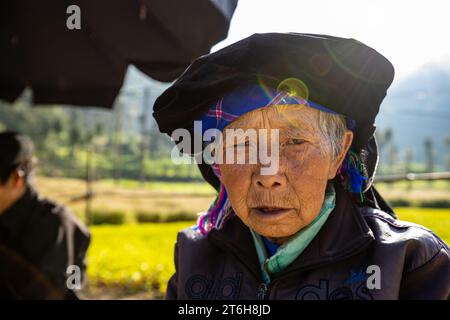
[154,33,450,300]
[0,131,90,299]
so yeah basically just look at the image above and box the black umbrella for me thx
[0,0,237,108]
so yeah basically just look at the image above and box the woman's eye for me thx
[289,138,305,145]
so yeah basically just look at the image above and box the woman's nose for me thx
[253,173,286,189]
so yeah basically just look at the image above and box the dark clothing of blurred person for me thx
[0,131,90,299]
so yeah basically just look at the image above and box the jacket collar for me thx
[0,186,36,243]
[207,181,375,281]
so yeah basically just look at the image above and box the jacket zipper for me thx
[213,236,373,299]
[256,236,374,299]
[257,283,269,300]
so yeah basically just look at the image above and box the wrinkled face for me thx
[218,104,353,243]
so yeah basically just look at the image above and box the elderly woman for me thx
[153,33,450,300]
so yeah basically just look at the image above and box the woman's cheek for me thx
[287,150,329,207]
[288,146,330,178]
[222,164,248,184]
[221,164,251,195]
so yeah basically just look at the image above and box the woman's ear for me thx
[327,130,353,179]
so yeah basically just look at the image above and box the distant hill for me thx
[377,61,450,168]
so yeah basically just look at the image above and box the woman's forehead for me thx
[225,104,320,132]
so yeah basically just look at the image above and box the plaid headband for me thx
[196,84,356,135]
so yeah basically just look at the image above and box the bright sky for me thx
[213,0,450,83]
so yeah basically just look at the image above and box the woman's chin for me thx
[247,216,304,241]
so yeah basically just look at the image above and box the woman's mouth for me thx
[251,206,293,216]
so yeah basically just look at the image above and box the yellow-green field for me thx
[83,222,193,299]
[395,207,450,242]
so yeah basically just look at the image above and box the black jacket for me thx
[166,182,450,300]
[0,187,90,299]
